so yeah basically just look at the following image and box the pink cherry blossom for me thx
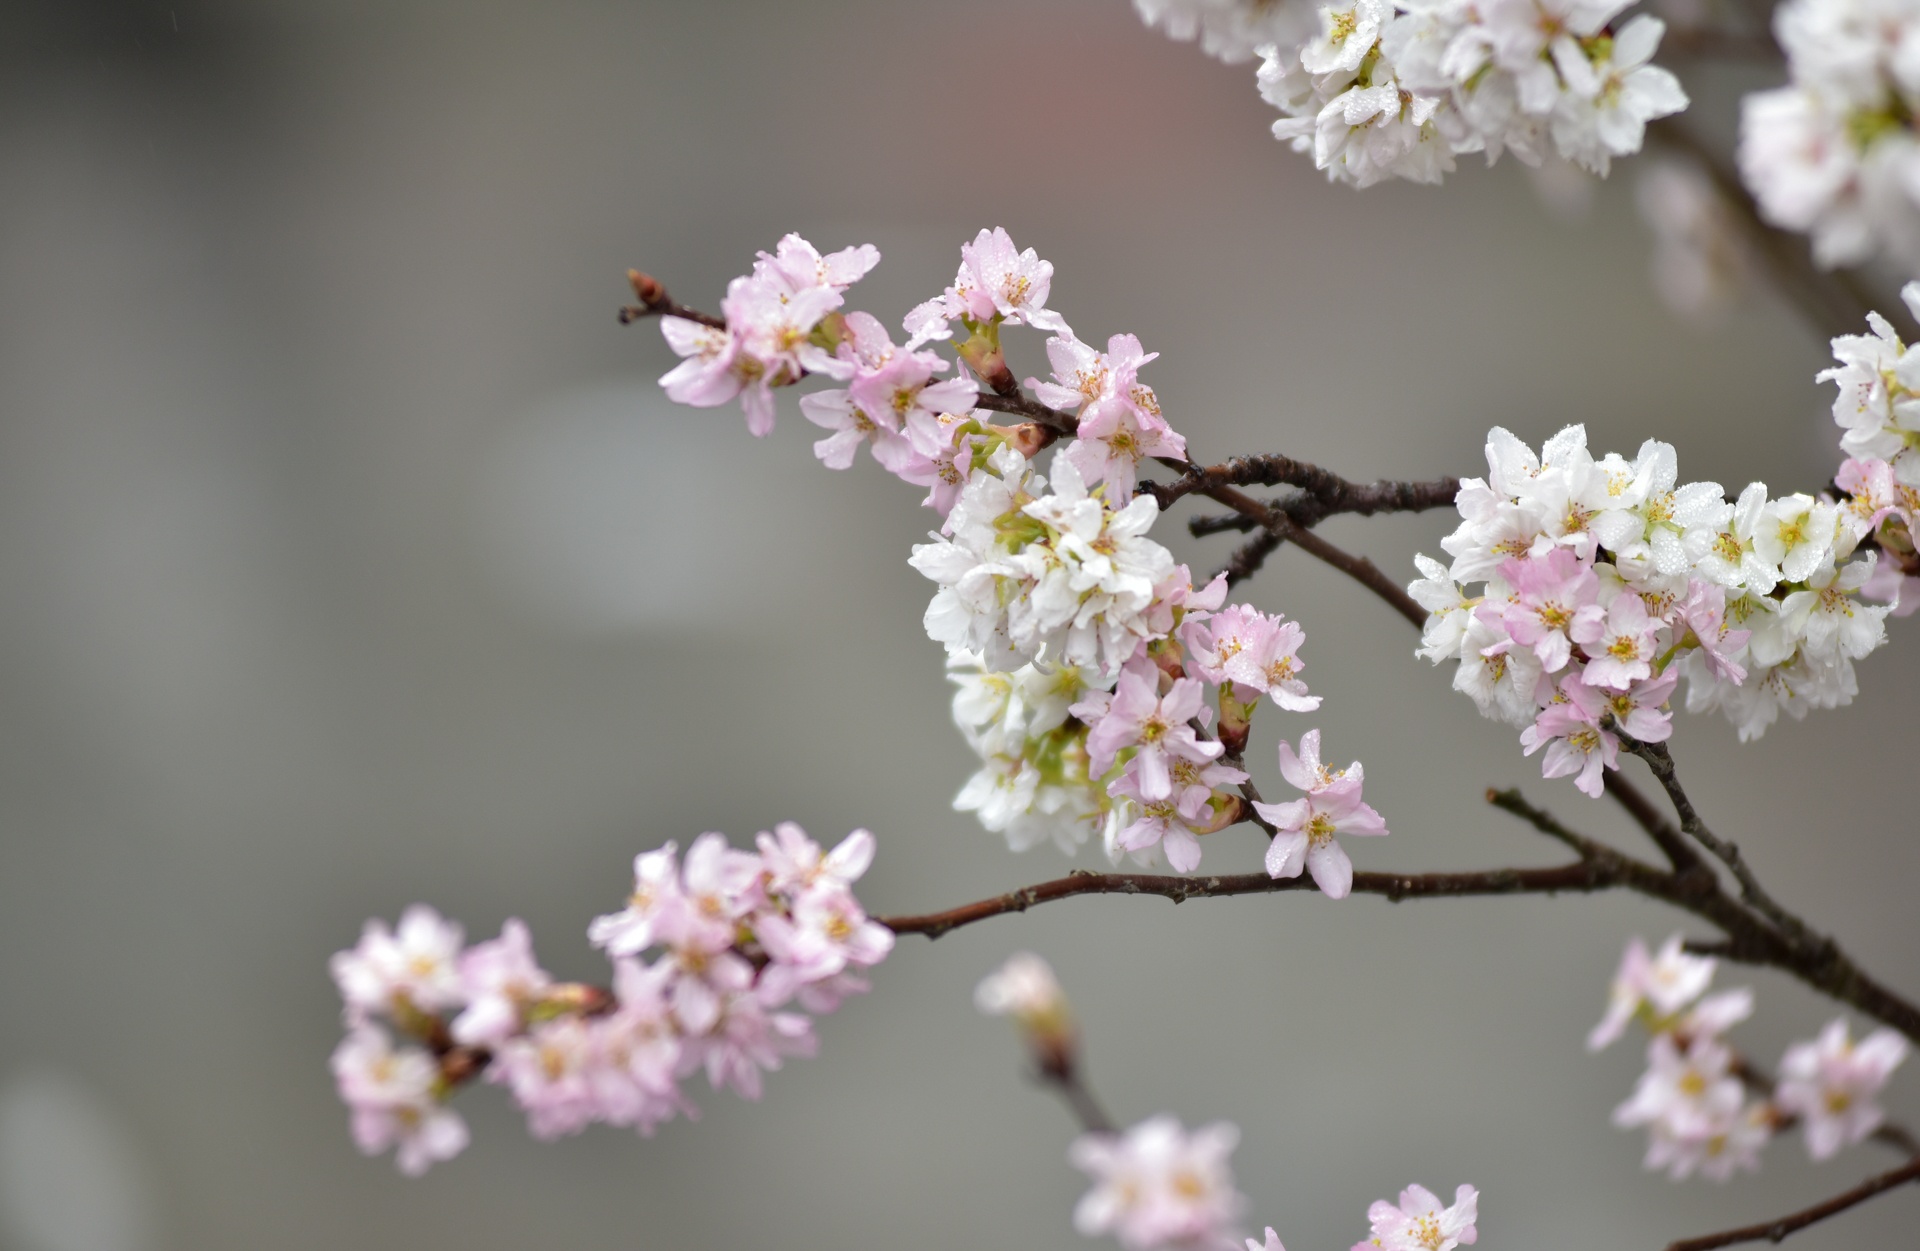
[1676,580,1750,683]
[330,903,466,1022]
[1519,678,1618,797]
[1492,549,1604,671]
[754,885,895,992]
[451,918,551,1046]
[1067,393,1188,502]
[1355,1183,1477,1251]
[1071,1116,1245,1251]
[1083,667,1224,801]
[905,227,1071,343]
[1110,754,1247,871]
[1588,933,1719,1050]
[1775,1019,1910,1160]
[975,952,1069,1026]
[587,842,689,957]
[1571,590,1661,689]
[1251,730,1387,899]
[751,233,879,296]
[331,1024,470,1175]
[755,822,876,897]
[493,1015,604,1140]
[1032,335,1117,411]
[695,988,818,1101]
[1613,1033,1740,1144]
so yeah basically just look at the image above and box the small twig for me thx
[1039,1063,1114,1136]
[1614,735,1813,946]
[971,390,1081,437]
[1485,787,1613,861]
[1147,456,1458,519]
[617,270,728,329]
[1664,1154,1920,1251]
[1604,769,1703,873]
[874,859,1646,940]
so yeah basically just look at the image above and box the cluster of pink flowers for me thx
[1411,421,1893,787]
[654,229,1387,879]
[328,824,892,1173]
[1590,934,1910,1178]
[1067,1113,1481,1251]
[659,234,879,437]
[1071,1116,1247,1250]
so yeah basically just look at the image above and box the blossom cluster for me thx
[1739,0,1920,273]
[1068,1115,1478,1251]
[654,229,1386,882]
[1591,934,1910,1177]
[327,824,891,1173]
[1820,282,1920,614]
[1138,0,1686,187]
[1411,422,1891,790]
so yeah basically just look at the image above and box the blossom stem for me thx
[617,270,728,329]
[1663,1154,1920,1251]
[1040,1061,1115,1136]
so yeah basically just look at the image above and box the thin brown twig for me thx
[1149,456,1458,519]
[1615,734,1818,947]
[872,858,1635,939]
[1664,1155,1920,1251]
[617,270,728,329]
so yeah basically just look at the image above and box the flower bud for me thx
[976,952,1077,1075]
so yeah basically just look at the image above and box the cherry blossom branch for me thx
[879,783,1920,1047]
[1663,1154,1920,1251]
[971,390,1079,436]
[1146,457,1459,519]
[871,858,1638,940]
[1602,771,1704,873]
[617,270,728,329]
[1611,733,1920,1045]
[1614,735,1810,938]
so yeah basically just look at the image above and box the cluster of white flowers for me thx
[1739,0,1920,272]
[1591,935,1910,1177]
[1411,422,1892,788]
[1822,282,1920,613]
[328,825,891,1173]
[949,653,1113,855]
[1142,0,1686,187]
[911,448,1182,677]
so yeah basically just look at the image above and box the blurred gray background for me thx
[0,1,1913,1248]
